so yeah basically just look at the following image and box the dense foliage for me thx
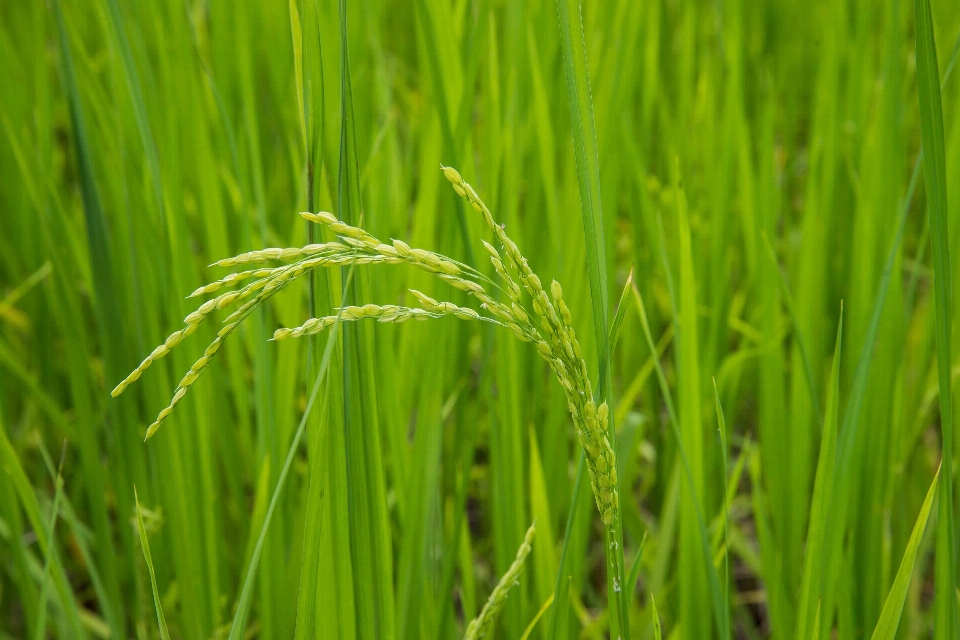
[2,0,960,638]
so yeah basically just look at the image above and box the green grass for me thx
[2,1,960,639]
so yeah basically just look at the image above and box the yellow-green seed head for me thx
[527,273,542,292]
[198,299,218,315]
[453,307,480,320]
[441,165,462,185]
[511,303,529,323]
[551,280,563,302]
[438,260,460,275]
[204,339,222,357]
[464,183,480,203]
[536,341,553,358]
[585,401,597,419]
[410,290,440,311]
[597,401,609,422]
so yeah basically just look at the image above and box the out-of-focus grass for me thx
[1,0,960,638]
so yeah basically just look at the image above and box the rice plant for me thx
[3,0,960,639]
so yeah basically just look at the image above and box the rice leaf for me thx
[652,594,662,640]
[868,465,940,640]
[713,381,731,640]
[796,306,843,640]
[915,2,958,636]
[554,0,626,635]
[134,487,171,640]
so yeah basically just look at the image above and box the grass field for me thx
[3,0,960,638]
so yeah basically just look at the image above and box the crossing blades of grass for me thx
[631,277,727,638]
[33,445,66,640]
[227,323,333,640]
[0,423,83,637]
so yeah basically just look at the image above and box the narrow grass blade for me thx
[675,156,710,640]
[555,0,626,635]
[134,487,171,640]
[713,381,731,640]
[292,1,328,636]
[624,531,648,607]
[869,465,940,640]
[915,2,958,636]
[555,0,610,389]
[610,267,634,354]
[796,306,843,640]
[520,594,556,640]
[652,594,662,640]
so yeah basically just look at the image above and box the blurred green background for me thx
[2,0,960,638]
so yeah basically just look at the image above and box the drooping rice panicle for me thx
[441,166,619,526]
[142,274,301,438]
[210,241,348,268]
[272,299,491,342]
[188,267,281,297]
[116,165,619,517]
[110,284,253,398]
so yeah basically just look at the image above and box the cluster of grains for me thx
[112,164,619,536]
[272,298,486,341]
[211,242,346,267]
[112,206,492,439]
[462,522,536,640]
[441,166,619,526]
